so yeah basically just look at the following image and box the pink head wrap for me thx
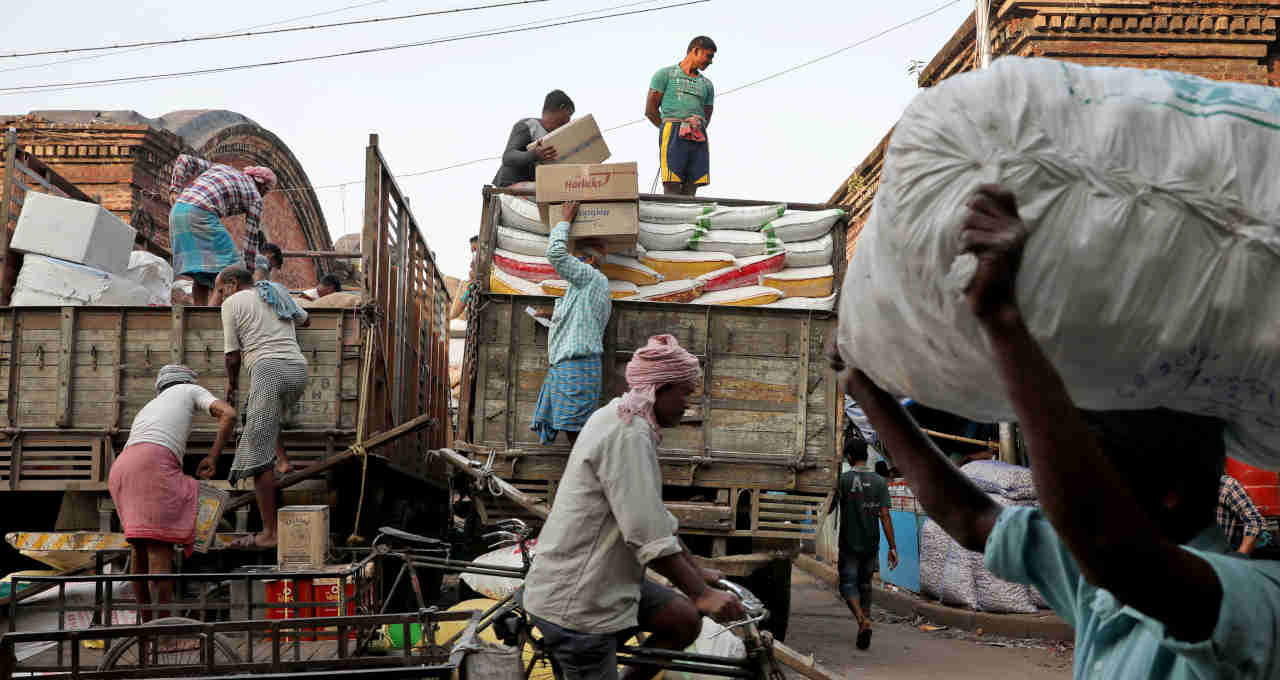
[242,166,278,192]
[618,334,702,441]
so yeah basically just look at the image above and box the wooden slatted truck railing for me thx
[0,133,454,569]
[453,187,847,641]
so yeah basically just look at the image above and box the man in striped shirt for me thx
[169,154,277,304]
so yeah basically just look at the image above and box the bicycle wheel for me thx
[98,616,241,672]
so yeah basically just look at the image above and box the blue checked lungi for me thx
[530,354,602,445]
[170,202,243,283]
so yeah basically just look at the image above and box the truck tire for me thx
[745,558,792,643]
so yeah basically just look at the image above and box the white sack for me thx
[695,204,786,231]
[839,56,1280,469]
[459,544,533,600]
[640,201,717,224]
[496,226,548,258]
[760,294,837,311]
[498,194,549,234]
[688,228,783,258]
[760,208,844,243]
[13,255,153,307]
[123,251,174,306]
[784,233,834,268]
[638,222,697,252]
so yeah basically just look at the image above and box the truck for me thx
[0,133,454,577]
[452,186,848,640]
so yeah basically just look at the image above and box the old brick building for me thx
[831,0,1280,260]
[2,109,332,289]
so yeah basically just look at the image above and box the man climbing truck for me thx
[454,186,848,641]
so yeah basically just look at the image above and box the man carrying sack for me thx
[829,184,1280,678]
[523,334,744,680]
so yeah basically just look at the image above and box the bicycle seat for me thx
[378,526,446,547]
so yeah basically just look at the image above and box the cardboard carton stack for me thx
[535,161,640,251]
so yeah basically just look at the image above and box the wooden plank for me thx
[0,130,17,306]
[4,311,18,429]
[504,302,518,450]
[55,308,76,428]
[794,315,810,462]
[667,502,732,530]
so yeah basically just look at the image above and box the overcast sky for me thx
[3,0,972,280]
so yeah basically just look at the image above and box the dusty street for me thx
[784,568,1073,679]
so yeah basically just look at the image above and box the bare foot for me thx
[276,459,294,476]
[230,533,278,550]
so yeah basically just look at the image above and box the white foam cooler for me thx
[12,191,136,276]
[12,255,153,306]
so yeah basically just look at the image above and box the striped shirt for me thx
[170,154,266,265]
[546,221,611,366]
[1217,474,1265,549]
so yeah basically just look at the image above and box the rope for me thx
[345,326,377,546]
[479,449,504,497]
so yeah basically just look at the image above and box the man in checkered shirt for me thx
[1217,474,1267,556]
[530,202,612,445]
[168,154,277,304]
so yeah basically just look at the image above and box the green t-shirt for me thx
[836,467,890,556]
[650,64,714,121]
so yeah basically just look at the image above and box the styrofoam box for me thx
[12,191,136,275]
[12,255,152,307]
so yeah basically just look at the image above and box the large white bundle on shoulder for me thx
[839,56,1280,469]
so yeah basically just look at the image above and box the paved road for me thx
[784,568,1073,679]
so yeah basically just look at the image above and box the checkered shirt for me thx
[1217,474,1265,547]
[546,221,611,366]
[170,154,265,265]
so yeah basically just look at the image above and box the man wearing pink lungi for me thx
[108,365,236,620]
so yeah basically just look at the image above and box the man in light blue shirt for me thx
[531,202,612,445]
[829,184,1280,679]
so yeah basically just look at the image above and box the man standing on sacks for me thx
[523,334,744,679]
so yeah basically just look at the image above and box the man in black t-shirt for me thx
[828,437,898,650]
[493,90,575,187]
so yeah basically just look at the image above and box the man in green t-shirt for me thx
[645,36,716,196]
[828,436,897,650]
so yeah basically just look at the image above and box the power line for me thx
[0,0,707,95]
[0,0,398,75]
[1,0,549,59]
[301,0,963,188]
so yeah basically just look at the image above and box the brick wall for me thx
[3,113,333,290]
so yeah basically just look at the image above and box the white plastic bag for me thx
[459,544,533,600]
[664,618,747,680]
[123,251,174,306]
[840,57,1280,469]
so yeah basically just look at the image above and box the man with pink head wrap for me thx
[523,334,742,680]
[168,154,277,304]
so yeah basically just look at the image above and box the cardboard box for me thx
[525,114,610,165]
[12,191,136,276]
[535,162,639,204]
[277,505,329,571]
[539,201,639,249]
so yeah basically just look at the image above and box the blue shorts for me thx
[659,121,710,187]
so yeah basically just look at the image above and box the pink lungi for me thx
[108,442,198,548]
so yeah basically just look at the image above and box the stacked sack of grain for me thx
[489,193,844,309]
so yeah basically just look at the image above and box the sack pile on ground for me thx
[839,56,1280,469]
[919,461,1042,613]
[491,195,843,310]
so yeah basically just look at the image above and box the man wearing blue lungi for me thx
[531,202,612,445]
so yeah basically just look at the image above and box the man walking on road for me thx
[829,184,1280,678]
[523,334,743,679]
[493,90,576,188]
[646,36,716,196]
[828,436,897,650]
[205,266,310,549]
[530,202,611,445]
